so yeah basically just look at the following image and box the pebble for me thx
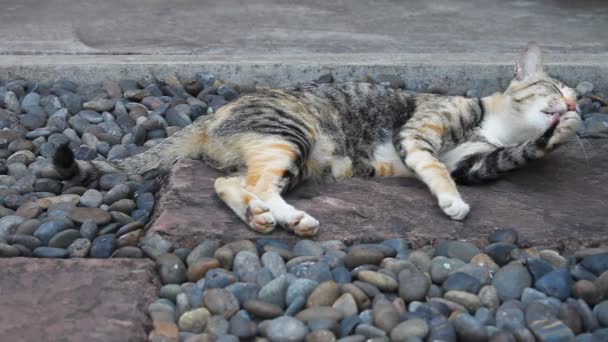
[0,243,20,257]
[484,242,517,266]
[157,253,187,284]
[243,300,284,319]
[287,278,319,306]
[529,319,575,342]
[67,207,111,225]
[488,228,519,245]
[345,247,384,269]
[442,272,481,294]
[229,310,257,338]
[307,281,341,308]
[33,219,72,245]
[581,253,608,275]
[89,234,117,258]
[534,268,573,300]
[233,251,261,283]
[258,275,289,308]
[187,257,221,282]
[140,232,173,259]
[203,288,240,318]
[444,290,481,312]
[32,246,69,258]
[48,229,81,248]
[357,270,398,292]
[492,262,531,301]
[111,246,143,258]
[187,240,220,265]
[594,300,608,327]
[450,312,488,342]
[267,316,309,342]
[67,238,91,257]
[430,256,465,284]
[296,307,343,322]
[179,308,211,333]
[372,297,400,332]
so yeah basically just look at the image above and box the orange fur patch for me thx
[242,194,252,204]
[423,123,444,135]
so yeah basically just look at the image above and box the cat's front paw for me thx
[438,193,470,220]
[547,111,580,149]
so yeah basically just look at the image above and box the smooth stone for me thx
[103,184,131,205]
[305,330,336,342]
[527,257,556,282]
[450,312,488,342]
[204,315,229,336]
[296,307,344,322]
[596,271,608,299]
[444,290,481,312]
[228,310,257,338]
[332,293,358,317]
[570,265,597,282]
[479,285,500,309]
[430,257,465,284]
[179,307,211,334]
[33,219,72,244]
[140,232,173,259]
[307,281,341,308]
[67,238,91,257]
[67,207,111,225]
[496,306,525,331]
[521,287,548,306]
[233,251,261,283]
[372,298,400,332]
[294,239,324,257]
[187,257,221,282]
[200,268,234,288]
[111,246,143,258]
[225,282,259,305]
[186,240,220,265]
[47,228,80,248]
[529,319,575,342]
[442,240,481,262]
[89,234,117,258]
[256,267,274,287]
[535,268,573,300]
[572,298,599,332]
[358,270,398,292]
[261,251,287,278]
[79,219,98,241]
[258,275,288,308]
[484,242,518,266]
[0,243,20,257]
[286,278,319,306]
[136,192,155,211]
[99,172,129,191]
[243,300,284,319]
[488,228,519,245]
[558,302,583,335]
[341,283,371,311]
[8,234,42,250]
[399,269,431,303]
[593,301,608,327]
[203,288,239,319]
[115,221,144,236]
[525,301,558,325]
[539,250,568,268]
[36,194,80,209]
[345,246,384,269]
[408,250,433,273]
[32,246,69,258]
[285,295,307,317]
[354,324,386,338]
[267,316,309,342]
[332,266,352,284]
[442,272,481,294]
[117,229,141,247]
[493,262,532,301]
[581,253,608,275]
[157,253,187,284]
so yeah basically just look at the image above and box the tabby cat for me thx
[54,42,580,237]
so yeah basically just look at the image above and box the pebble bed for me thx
[146,230,608,342]
[0,73,607,341]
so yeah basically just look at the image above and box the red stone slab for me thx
[148,140,608,252]
[0,258,159,342]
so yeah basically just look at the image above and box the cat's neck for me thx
[478,93,528,146]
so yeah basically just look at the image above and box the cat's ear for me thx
[514,42,544,81]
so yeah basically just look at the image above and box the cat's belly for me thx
[309,142,414,178]
[369,142,414,177]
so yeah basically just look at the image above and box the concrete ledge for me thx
[1,54,607,94]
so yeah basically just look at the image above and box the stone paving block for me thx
[148,140,608,252]
[0,258,159,342]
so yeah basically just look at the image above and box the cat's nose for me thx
[565,99,576,111]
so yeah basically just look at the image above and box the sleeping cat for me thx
[53,42,580,237]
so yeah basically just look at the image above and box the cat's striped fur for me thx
[54,43,580,236]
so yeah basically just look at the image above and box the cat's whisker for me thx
[574,135,590,167]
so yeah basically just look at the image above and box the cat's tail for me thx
[53,116,213,182]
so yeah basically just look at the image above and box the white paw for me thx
[287,211,320,237]
[438,193,470,221]
[548,111,580,149]
[246,200,276,234]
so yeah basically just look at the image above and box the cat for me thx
[53,42,580,237]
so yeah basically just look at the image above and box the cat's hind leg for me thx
[214,176,277,233]
[243,141,320,236]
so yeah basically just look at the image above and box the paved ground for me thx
[149,140,608,253]
[1,0,607,55]
[0,258,159,342]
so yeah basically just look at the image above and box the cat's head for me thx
[499,42,577,141]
